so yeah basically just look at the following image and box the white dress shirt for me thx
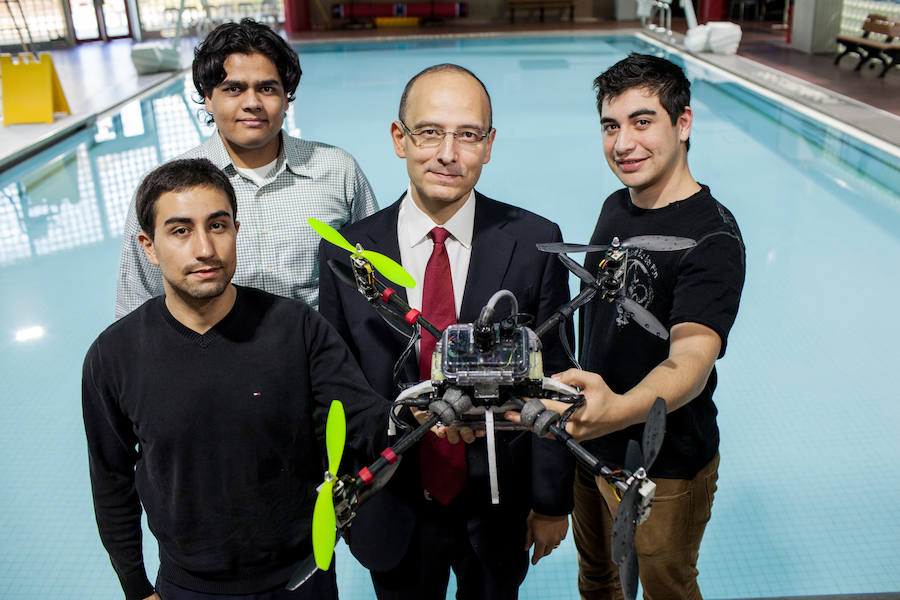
[397,187,475,318]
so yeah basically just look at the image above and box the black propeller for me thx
[537,236,696,254]
[619,297,668,340]
[610,397,666,600]
[641,396,666,471]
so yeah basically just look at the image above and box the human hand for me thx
[525,511,568,565]
[142,593,161,600]
[504,369,625,442]
[410,407,483,444]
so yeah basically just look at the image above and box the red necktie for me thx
[419,227,466,505]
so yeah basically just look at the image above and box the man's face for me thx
[204,52,287,166]
[391,71,495,217]
[600,86,691,195]
[139,185,239,304]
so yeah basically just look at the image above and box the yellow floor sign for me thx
[1,53,71,126]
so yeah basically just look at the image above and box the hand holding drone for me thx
[293,219,693,599]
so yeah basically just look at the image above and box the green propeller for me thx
[308,218,416,289]
[311,400,346,571]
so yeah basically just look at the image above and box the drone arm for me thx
[548,424,627,492]
[512,397,626,492]
[535,286,597,338]
[348,389,471,498]
[377,286,443,340]
[324,253,443,340]
[346,411,440,498]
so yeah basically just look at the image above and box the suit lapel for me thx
[460,193,516,323]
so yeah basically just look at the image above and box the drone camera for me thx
[439,323,534,385]
[599,248,627,298]
[474,321,495,353]
[499,316,517,340]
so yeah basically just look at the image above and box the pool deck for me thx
[1,19,899,172]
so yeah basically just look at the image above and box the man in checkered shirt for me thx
[115,19,376,319]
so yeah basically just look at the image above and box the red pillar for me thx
[698,0,728,22]
[786,3,793,43]
[283,0,311,33]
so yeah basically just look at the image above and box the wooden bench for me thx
[507,0,574,23]
[834,13,900,78]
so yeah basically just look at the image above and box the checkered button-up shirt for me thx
[114,132,377,319]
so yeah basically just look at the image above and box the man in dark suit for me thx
[317,64,574,599]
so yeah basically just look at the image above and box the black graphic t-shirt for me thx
[579,185,745,479]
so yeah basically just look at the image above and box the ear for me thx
[481,128,497,165]
[204,94,213,116]
[138,231,159,266]
[391,121,407,159]
[234,219,240,235]
[677,106,693,144]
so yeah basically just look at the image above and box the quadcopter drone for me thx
[289,219,687,599]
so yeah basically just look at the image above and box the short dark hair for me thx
[136,158,237,239]
[398,63,493,129]
[593,53,691,150]
[192,18,302,125]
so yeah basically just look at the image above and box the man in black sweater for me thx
[82,158,389,600]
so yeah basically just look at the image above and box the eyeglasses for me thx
[398,120,492,148]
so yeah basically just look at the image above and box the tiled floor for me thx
[737,21,900,116]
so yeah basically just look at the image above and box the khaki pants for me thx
[572,453,719,600]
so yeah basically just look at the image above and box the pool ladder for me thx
[646,0,673,37]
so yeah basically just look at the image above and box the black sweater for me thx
[82,286,389,599]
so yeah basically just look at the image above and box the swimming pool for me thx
[1,33,898,599]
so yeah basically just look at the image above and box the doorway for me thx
[70,0,133,41]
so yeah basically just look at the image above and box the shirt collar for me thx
[204,129,290,177]
[202,131,237,171]
[400,187,476,250]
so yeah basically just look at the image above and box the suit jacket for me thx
[317,191,575,574]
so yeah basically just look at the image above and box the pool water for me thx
[1,33,898,599]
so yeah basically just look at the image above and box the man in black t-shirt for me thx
[520,54,745,599]
[83,159,388,600]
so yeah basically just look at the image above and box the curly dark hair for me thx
[192,18,302,125]
[136,158,237,238]
[593,53,691,150]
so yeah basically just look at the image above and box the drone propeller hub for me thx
[308,218,416,289]
[627,466,647,485]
